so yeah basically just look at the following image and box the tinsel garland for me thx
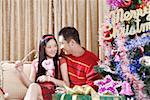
[125,35,150,51]
[126,35,150,74]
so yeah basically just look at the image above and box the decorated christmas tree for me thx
[94,0,150,99]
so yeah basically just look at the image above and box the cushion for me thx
[1,62,31,99]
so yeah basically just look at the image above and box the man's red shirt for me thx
[64,50,100,91]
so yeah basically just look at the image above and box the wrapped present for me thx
[53,93,125,100]
[55,85,99,100]
[54,85,125,100]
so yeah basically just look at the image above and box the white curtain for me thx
[0,0,108,61]
[0,0,54,61]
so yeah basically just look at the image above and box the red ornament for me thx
[103,31,113,42]
[138,46,144,54]
[122,0,132,7]
[111,50,117,56]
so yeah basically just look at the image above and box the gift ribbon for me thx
[61,85,99,100]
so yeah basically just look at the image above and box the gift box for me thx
[53,93,125,100]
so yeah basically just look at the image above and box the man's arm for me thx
[85,65,102,91]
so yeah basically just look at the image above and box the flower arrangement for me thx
[94,75,121,96]
[107,0,149,9]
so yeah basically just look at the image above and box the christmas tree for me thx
[95,0,150,99]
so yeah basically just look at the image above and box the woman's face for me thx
[45,39,58,58]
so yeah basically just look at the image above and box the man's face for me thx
[58,35,72,55]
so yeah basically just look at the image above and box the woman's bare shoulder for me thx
[59,57,67,65]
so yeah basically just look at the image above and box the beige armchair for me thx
[0,62,31,100]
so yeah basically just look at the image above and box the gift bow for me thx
[60,85,99,100]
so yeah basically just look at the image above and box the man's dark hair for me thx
[58,27,80,44]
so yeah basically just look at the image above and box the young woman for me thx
[15,34,70,100]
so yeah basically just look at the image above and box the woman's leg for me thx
[24,83,43,100]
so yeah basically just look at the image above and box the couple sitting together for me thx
[15,27,101,100]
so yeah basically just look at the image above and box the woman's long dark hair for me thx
[35,34,59,81]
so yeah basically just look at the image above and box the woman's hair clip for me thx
[44,36,54,40]
[41,35,54,42]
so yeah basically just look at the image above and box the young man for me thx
[58,27,101,91]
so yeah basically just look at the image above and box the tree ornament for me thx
[94,75,121,95]
[122,0,132,7]
[138,0,142,4]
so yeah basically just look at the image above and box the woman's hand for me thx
[15,61,23,72]
[36,75,48,83]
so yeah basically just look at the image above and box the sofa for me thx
[0,61,126,100]
[0,61,31,100]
